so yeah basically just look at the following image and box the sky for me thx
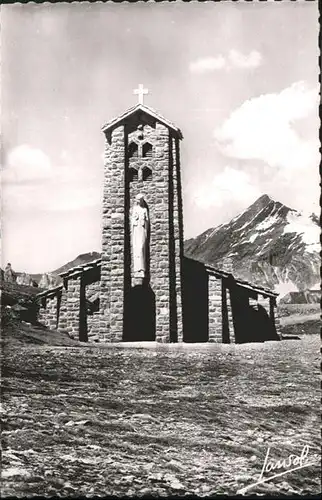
[1,1,319,273]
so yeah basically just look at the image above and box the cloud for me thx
[3,145,52,183]
[193,166,261,209]
[214,81,319,170]
[189,55,227,73]
[228,49,262,69]
[2,144,102,213]
[189,50,262,73]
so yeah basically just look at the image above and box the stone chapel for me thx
[37,90,280,344]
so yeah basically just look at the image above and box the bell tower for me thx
[99,88,184,343]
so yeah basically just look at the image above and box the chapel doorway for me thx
[123,284,156,341]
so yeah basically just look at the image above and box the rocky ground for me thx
[1,324,320,497]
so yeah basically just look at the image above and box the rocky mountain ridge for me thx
[1,252,101,290]
[3,197,319,297]
[53,252,101,275]
[184,195,320,295]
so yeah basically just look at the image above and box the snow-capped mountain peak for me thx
[184,195,320,294]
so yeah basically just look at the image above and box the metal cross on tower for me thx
[133,84,149,105]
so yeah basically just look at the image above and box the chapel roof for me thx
[37,284,63,299]
[204,262,278,297]
[58,258,102,279]
[101,103,183,139]
[36,256,277,299]
[36,258,101,299]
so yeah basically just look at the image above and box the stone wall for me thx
[87,312,100,342]
[86,280,100,296]
[171,136,183,342]
[208,274,222,342]
[100,125,125,342]
[37,299,47,326]
[101,113,183,343]
[38,270,100,342]
[226,288,235,343]
[65,276,81,340]
[57,287,68,331]
[269,296,282,338]
[128,120,172,342]
[38,295,58,330]
[86,280,101,342]
[221,281,235,344]
[275,309,282,338]
[38,287,69,334]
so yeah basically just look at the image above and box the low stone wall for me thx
[226,289,235,343]
[208,275,222,342]
[38,294,58,330]
[37,275,101,342]
[57,289,68,331]
[62,277,80,339]
[275,310,282,337]
[222,284,235,344]
[36,258,280,345]
[87,312,100,342]
[85,275,101,342]
[86,281,100,298]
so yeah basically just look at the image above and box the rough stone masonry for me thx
[37,99,280,344]
[100,105,184,343]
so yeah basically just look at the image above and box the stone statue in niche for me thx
[131,194,149,279]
